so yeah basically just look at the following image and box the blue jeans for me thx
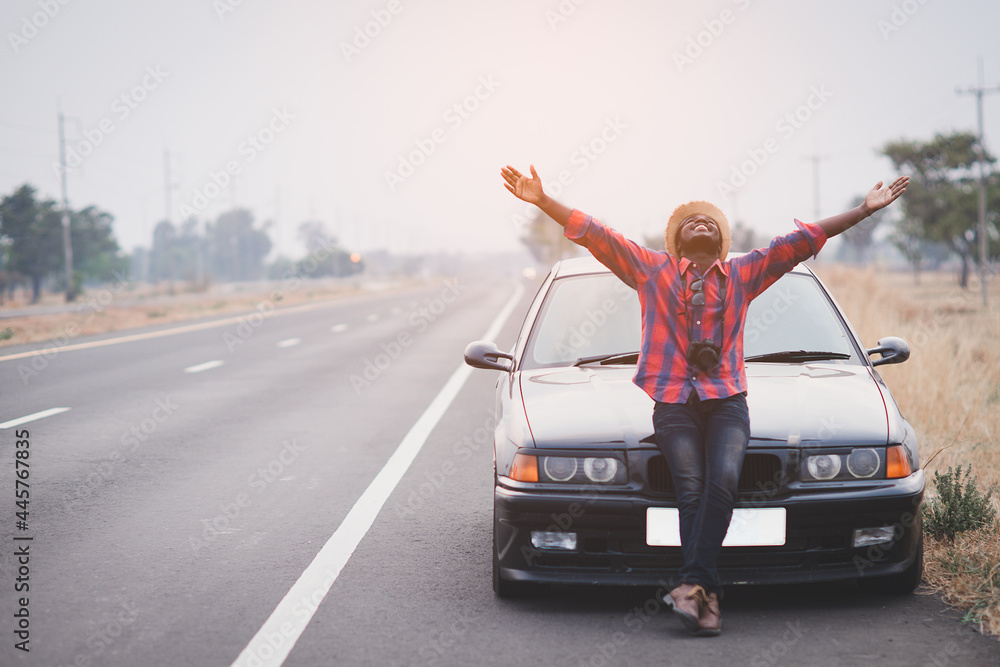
[652,392,750,595]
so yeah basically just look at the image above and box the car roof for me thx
[550,253,815,278]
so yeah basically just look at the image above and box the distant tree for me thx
[207,208,272,281]
[838,195,887,266]
[729,220,762,253]
[0,185,63,302]
[71,205,128,282]
[148,217,204,286]
[642,232,665,252]
[881,132,1000,287]
[295,220,364,278]
[519,209,577,265]
[0,184,124,302]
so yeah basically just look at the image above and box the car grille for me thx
[647,453,784,497]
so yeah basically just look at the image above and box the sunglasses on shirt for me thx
[689,279,705,307]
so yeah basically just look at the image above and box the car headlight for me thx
[801,448,887,482]
[805,454,841,480]
[543,456,578,482]
[510,453,627,485]
[846,448,880,478]
[583,457,618,483]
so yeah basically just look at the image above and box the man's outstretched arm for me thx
[501,164,573,226]
[813,176,909,238]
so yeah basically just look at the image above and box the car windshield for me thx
[522,271,858,369]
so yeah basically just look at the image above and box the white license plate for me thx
[646,507,786,547]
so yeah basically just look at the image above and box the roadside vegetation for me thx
[0,280,369,348]
[820,264,1000,636]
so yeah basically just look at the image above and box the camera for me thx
[687,339,721,373]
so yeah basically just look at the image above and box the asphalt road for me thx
[0,274,997,667]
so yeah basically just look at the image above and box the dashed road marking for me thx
[0,407,71,429]
[184,360,224,374]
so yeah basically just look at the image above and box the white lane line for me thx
[330,324,348,334]
[0,407,71,429]
[230,282,525,667]
[0,298,364,364]
[184,360,224,374]
[276,338,301,348]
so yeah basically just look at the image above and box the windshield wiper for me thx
[745,350,851,363]
[573,352,639,366]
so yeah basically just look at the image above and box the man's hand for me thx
[815,175,909,238]
[501,164,544,205]
[863,176,909,216]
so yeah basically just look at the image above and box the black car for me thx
[465,255,923,597]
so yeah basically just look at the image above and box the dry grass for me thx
[817,263,1000,635]
[0,279,380,348]
[923,527,1000,636]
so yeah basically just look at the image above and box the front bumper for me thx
[495,469,924,587]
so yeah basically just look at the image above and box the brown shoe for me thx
[695,591,721,636]
[663,583,709,634]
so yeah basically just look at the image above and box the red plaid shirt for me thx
[564,209,827,403]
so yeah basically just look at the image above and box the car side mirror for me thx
[868,336,910,367]
[464,340,513,372]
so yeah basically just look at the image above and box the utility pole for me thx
[57,108,76,302]
[801,152,830,222]
[164,150,176,294]
[957,56,1000,307]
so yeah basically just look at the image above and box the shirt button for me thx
[696,320,701,324]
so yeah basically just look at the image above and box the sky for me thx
[1,0,998,259]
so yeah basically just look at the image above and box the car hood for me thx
[518,363,889,447]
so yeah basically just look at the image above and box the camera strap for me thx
[683,268,727,347]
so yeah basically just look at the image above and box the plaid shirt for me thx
[564,209,827,404]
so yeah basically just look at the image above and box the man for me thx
[500,164,908,636]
